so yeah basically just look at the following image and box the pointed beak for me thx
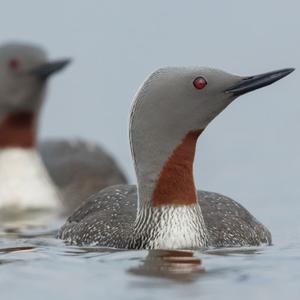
[30,58,71,79]
[225,68,295,96]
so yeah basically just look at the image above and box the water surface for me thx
[0,210,299,300]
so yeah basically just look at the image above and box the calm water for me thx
[0,201,299,300]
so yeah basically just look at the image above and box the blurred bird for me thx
[59,66,294,249]
[0,42,127,219]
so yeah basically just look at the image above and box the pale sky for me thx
[0,0,298,227]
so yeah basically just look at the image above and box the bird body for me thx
[59,185,271,248]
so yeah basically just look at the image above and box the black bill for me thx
[30,59,71,79]
[225,68,295,96]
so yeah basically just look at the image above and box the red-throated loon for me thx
[0,42,127,217]
[58,66,294,249]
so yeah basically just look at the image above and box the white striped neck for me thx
[131,203,208,249]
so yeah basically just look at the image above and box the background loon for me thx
[0,42,127,216]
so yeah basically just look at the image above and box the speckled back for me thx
[58,184,271,248]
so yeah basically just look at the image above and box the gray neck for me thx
[129,99,209,249]
[130,93,191,208]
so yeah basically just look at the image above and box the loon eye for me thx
[193,77,207,90]
[8,58,20,70]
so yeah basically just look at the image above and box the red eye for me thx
[9,59,20,70]
[193,77,207,90]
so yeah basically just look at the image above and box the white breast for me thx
[0,148,61,211]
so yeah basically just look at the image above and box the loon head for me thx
[130,66,295,207]
[0,42,70,148]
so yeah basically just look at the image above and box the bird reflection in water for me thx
[128,250,205,282]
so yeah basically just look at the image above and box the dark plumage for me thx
[39,139,127,213]
[58,184,271,248]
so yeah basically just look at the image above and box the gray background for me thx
[0,0,298,228]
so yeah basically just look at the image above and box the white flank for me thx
[0,148,61,211]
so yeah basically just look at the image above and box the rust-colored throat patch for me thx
[152,129,203,206]
[0,112,35,148]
